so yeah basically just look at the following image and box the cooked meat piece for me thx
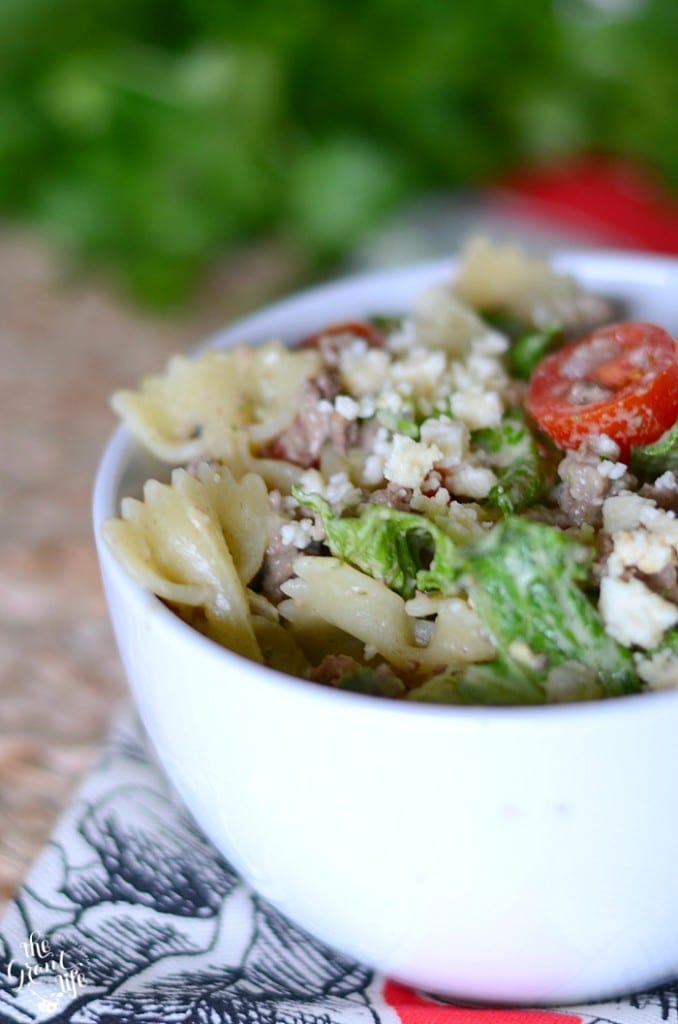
[310,653,363,685]
[556,441,635,527]
[639,478,678,514]
[263,381,359,468]
[259,530,302,604]
[371,483,414,511]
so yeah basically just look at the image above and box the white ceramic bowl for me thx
[93,251,678,1006]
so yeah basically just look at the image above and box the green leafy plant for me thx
[2,0,677,305]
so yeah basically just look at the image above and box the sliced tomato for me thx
[297,320,385,349]
[525,322,678,460]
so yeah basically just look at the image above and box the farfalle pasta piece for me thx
[281,557,493,674]
[111,342,320,463]
[103,464,271,662]
[454,236,611,329]
[190,462,270,584]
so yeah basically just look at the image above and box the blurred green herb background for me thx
[1,0,676,306]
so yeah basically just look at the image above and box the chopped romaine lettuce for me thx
[630,419,678,479]
[456,517,638,699]
[292,488,459,598]
[472,411,546,514]
[408,656,545,706]
[507,324,563,379]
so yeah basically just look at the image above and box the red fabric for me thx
[490,156,678,254]
[382,980,581,1024]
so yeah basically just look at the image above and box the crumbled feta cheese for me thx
[359,427,391,485]
[589,434,621,460]
[390,348,447,399]
[324,471,362,510]
[447,464,498,500]
[640,505,678,544]
[419,416,468,467]
[295,468,361,512]
[635,647,678,689]
[339,345,391,395]
[280,519,315,549]
[417,482,451,506]
[466,352,508,388]
[357,395,376,418]
[384,434,442,489]
[386,318,417,354]
[375,389,405,415]
[334,394,361,420]
[450,388,503,429]
[597,459,628,481]
[655,471,678,491]
[297,468,325,495]
[599,576,678,649]
[472,329,510,356]
[608,529,674,577]
[602,493,654,534]
[603,495,678,579]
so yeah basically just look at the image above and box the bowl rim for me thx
[93,246,678,725]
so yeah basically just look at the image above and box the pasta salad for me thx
[103,239,678,704]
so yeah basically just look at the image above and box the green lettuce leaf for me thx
[507,323,563,379]
[472,411,546,514]
[630,419,678,480]
[292,488,459,598]
[457,517,639,698]
[408,656,545,705]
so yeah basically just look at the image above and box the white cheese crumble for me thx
[324,471,363,509]
[655,471,678,491]
[333,394,361,420]
[635,647,678,689]
[602,494,678,579]
[296,468,362,512]
[449,388,503,430]
[419,416,468,467]
[608,529,674,577]
[280,519,315,549]
[597,459,628,481]
[383,434,442,489]
[602,493,653,534]
[390,348,447,399]
[360,426,392,486]
[599,576,678,649]
[447,464,498,500]
[339,344,391,395]
[589,434,622,460]
[386,317,417,354]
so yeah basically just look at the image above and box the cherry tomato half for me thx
[297,320,385,349]
[525,322,678,460]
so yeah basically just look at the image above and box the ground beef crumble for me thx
[555,440,635,527]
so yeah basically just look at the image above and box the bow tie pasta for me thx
[103,239,678,703]
[103,464,270,662]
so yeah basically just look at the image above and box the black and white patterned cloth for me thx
[1,708,677,1024]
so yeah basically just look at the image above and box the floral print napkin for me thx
[1,708,676,1024]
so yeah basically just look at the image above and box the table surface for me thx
[0,229,301,918]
